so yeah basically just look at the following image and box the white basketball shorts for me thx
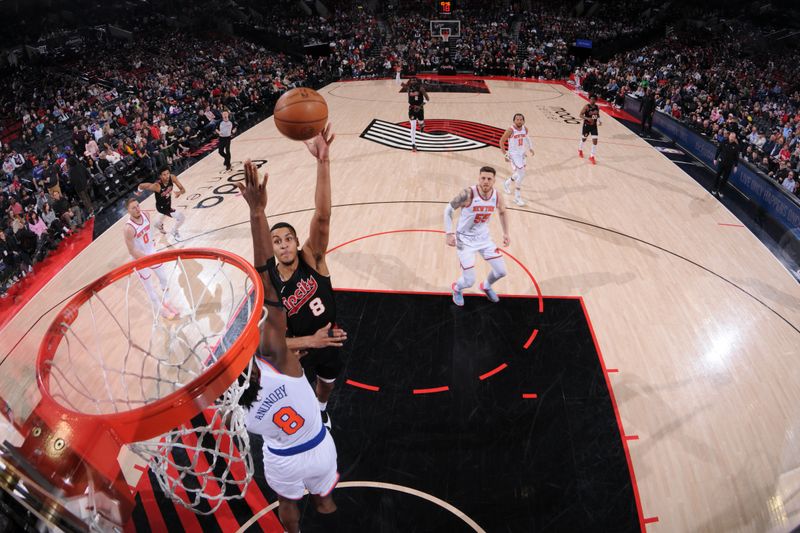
[456,239,503,270]
[508,152,526,170]
[263,429,339,500]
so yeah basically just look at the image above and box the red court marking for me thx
[327,228,544,314]
[177,430,241,532]
[133,475,169,533]
[498,248,544,313]
[522,393,538,399]
[346,379,381,392]
[413,386,450,395]
[523,329,539,349]
[200,411,283,532]
[718,223,744,227]
[607,368,619,373]
[644,516,660,524]
[625,435,640,441]
[479,363,508,381]
[579,296,648,532]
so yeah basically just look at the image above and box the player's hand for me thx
[529,149,535,157]
[310,322,347,348]
[236,159,268,213]
[174,189,183,198]
[502,234,510,247]
[446,233,456,247]
[305,123,335,162]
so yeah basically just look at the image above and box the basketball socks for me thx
[410,119,417,148]
[591,144,597,156]
[420,120,425,132]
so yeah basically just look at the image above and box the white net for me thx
[41,254,259,514]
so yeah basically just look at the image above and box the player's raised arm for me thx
[137,182,161,193]
[444,187,472,247]
[302,124,335,275]
[237,160,300,376]
[496,191,511,247]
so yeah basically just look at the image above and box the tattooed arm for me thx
[444,187,473,247]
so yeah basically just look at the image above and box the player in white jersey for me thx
[236,160,340,533]
[444,166,510,306]
[499,114,534,206]
[123,198,179,319]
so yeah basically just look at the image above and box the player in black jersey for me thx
[137,166,186,240]
[267,124,346,429]
[405,77,429,152]
[578,94,602,165]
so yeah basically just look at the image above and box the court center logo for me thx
[537,106,581,124]
[360,119,504,152]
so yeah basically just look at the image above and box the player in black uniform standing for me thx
[137,166,186,241]
[406,77,429,152]
[267,124,347,428]
[578,94,602,165]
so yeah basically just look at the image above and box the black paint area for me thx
[132,291,640,532]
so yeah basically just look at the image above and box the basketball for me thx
[273,88,328,141]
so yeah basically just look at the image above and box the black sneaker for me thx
[321,410,332,429]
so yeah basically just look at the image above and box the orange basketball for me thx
[273,88,328,141]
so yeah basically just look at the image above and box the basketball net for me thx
[441,28,451,43]
[31,249,263,526]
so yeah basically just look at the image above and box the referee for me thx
[216,110,236,171]
[712,132,740,198]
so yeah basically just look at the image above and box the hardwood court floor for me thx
[1,79,800,532]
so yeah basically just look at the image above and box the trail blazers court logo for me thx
[360,119,505,152]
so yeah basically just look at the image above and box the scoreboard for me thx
[438,0,452,16]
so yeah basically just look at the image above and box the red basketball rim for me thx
[35,248,263,444]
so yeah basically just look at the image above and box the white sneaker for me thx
[170,230,181,241]
[155,223,166,234]
[503,178,512,194]
[514,195,525,206]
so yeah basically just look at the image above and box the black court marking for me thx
[131,291,639,531]
[3,199,798,371]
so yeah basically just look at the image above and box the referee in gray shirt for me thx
[216,110,236,171]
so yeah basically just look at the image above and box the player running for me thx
[405,77,429,152]
[137,167,186,241]
[578,94,602,164]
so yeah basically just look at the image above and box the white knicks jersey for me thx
[456,186,497,245]
[508,125,531,155]
[126,212,156,258]
[245,357,323,450]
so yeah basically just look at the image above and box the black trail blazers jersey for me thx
[267,254,336,337]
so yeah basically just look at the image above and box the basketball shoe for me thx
[451,282,464,306]
[480,282,500,303]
